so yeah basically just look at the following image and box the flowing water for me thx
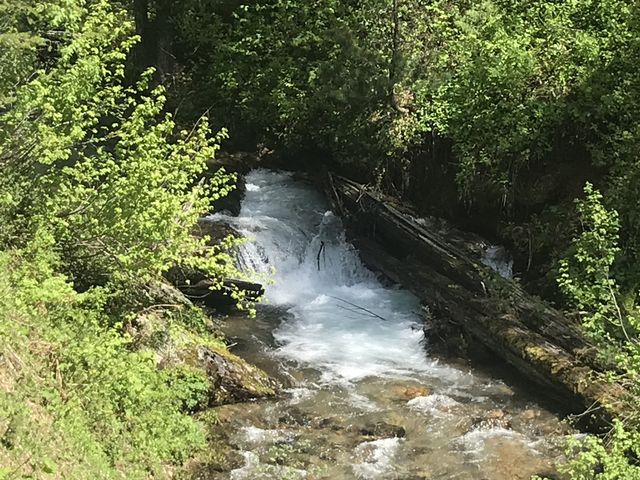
[207,169,571,480]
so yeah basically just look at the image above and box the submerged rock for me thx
[404,386,433,399]
[311,415,350,432]
[356,421,406,439]
[470,409,513,431]
[278,407,311,427]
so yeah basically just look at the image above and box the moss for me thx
[200,344,278,405]
[162,316,277,406]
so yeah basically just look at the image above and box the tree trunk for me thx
[327,173,625,428]
[132,0,174,80]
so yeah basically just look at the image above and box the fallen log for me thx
[168,218,264,308]
[180,278,264,308]
[328,173,625,426]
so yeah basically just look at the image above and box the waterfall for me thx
[210,169,455,383]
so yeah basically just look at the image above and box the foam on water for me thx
[285,387,315,405]
[230,451,308,480]
[352,437,402,479]
[239,426,294,446]
[457,427,527,456]
[215,169,453,383]
[407,394,461,416]
[208,169,566,479]
[230,451,260,480]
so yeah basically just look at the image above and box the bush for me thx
[0,0,240,300]
[0,245,206,478]
[557,183,622,339]
[0,1,243,477]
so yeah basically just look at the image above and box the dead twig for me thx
[329,295,388,322]
[316,241,325,271]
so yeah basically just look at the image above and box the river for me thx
[206,169,570,479]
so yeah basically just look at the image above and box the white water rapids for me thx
[207,169,569,480]
[231,169,450,383]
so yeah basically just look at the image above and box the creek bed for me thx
[206,169,572,480]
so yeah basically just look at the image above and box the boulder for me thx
[198,345,279,405]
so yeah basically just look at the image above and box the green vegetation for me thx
[0,1,252,478]
[4,0,640,478]
[161,0,640,477]
[0,245,206,478]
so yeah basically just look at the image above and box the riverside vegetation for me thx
[0,2,274,478]
[2,0,640,479]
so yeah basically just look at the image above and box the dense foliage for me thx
[4,0,640,477]
[0,244,208,478]
[0,1,240,477]
[170,0,640,278]
[0,1,238,295]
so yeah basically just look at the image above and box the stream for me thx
[207,169,570,480]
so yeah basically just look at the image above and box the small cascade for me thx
[481,245,514,280]
[214,169,444,382]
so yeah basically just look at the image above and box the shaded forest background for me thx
[141,0,639,304]
[2,0,640,478]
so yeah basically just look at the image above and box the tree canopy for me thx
[3,0,640,477]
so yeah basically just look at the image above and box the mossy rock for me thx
[143,280,194,307]
[196,345,279,405]
[165,321,278,405]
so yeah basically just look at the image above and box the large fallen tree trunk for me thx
[328,173,625,427]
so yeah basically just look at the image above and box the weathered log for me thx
[167,218,264,308]
[180,278,264,308]
[328,173,625,426]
